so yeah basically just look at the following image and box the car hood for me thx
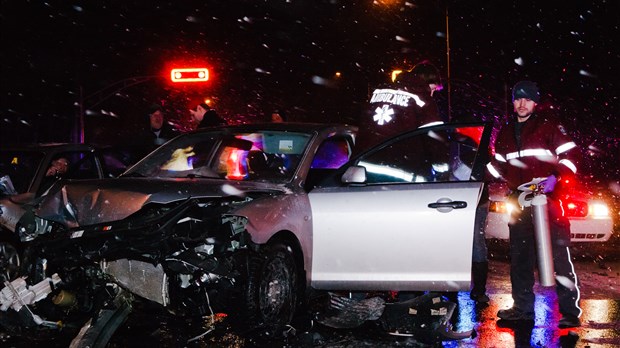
[36,177,287,227]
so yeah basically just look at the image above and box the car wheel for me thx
[243,243,298,332]
[0,237,21,282]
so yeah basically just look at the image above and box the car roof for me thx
[184,122,358,136]
[0,143,97,152]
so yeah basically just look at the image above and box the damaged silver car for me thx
[0,122,492,345]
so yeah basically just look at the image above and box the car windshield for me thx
[0,150,45,194]
[124,130,312,183]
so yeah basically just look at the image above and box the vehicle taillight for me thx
[563,200,588,217]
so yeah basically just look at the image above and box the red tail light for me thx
[563,200,588,217]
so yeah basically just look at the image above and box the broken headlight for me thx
[17,212,56,242]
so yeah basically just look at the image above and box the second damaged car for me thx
[0,122,492,345]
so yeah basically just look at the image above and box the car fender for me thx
[232,192,313,279]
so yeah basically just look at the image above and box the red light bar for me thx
[170,68,209,82]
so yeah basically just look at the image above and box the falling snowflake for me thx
[514,57,524,66]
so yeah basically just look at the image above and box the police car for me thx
[484,180,614,242]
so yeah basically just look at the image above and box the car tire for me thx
[0,234,21,283]
[242,242,298,333]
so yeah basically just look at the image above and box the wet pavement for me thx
[2,245,619,347]
[440,258,620,348]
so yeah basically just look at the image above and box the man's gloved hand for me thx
[541,175,557,193]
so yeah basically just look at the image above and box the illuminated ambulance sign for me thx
[170,68,209,83]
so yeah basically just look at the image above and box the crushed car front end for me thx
[15,177,288,315]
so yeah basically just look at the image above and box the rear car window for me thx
[0,150,45,193]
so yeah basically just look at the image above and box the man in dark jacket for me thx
[356,60,444,153]
[487,80,582,328]
[190,103,227,129]
[134,104,179,156]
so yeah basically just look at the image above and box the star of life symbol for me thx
[373,105,394,125]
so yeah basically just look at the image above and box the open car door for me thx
[309,122,492,292]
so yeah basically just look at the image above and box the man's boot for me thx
[470,261,489,303]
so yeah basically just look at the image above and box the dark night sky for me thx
[1,0,618,176]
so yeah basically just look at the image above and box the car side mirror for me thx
[341,165,367,184]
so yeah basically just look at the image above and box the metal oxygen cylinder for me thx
[531,193,555,286]
[518,178,555,287]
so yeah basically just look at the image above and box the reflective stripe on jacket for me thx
[486,113,579,191]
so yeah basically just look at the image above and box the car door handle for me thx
[428,200,467,211]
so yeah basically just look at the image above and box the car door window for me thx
[60,151,100,180]
[357,126,483,184]
[38,151,101,196]
[306,137,353,191]
[311,137,352,169]
[98,148,140,177]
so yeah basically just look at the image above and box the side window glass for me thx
[38,151,99,196]
[356,126,481,184]
[100,149,133,178]
[305,137,352,191]
[311,138,351,169]
[61,151,100,180]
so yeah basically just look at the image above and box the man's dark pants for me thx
[508,197,581,318]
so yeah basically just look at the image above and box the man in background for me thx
[356,60,444,153]
[134,104,179,156]
[190,103,226,129]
